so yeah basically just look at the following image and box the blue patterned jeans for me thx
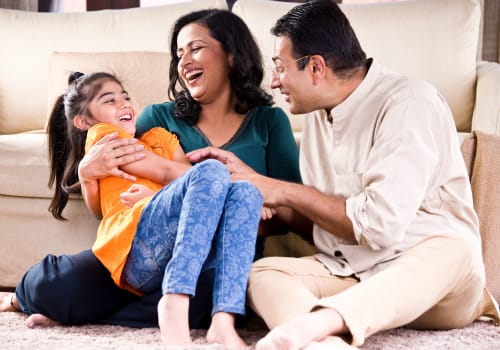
[123,159,263,316]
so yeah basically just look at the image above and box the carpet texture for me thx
[0,312,498,349]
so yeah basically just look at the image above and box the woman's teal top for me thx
[137,102,302,259]
[137,102,301,183]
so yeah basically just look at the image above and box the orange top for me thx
[85,123,179,293]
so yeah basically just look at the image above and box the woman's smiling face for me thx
[176,23,232,104]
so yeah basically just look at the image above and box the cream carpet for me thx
[0,312,498,349]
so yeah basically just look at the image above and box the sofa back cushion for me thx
[0,0,226,134]
[47,51,171,126]
[233,0,481,133]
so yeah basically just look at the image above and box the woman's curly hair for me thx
[168,9,273,124]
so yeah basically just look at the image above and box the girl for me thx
[48,71,263,348]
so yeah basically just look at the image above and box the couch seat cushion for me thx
[0,133,53,198]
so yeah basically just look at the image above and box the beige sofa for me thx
[1,0,499,301]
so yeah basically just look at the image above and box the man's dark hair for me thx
[271,0,367,76]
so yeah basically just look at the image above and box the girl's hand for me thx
[120,184,155,208]
[261,206,276,220]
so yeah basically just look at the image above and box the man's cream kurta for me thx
[300,59,481,280]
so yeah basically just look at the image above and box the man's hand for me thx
[78,131,146,182]
[261,206,277,220]
[187,146,286,208]
[233,172,286,208]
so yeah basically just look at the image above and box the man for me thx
[187,1,499,349]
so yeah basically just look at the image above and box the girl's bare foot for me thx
[0,292,18,312]
[206,312,248,349]
[25,313,60,328]
[256,308,350,350]
[158,293,192,346]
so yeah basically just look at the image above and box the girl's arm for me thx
[79,174,102,219]
[119,145,191,185]
[80,148,189,218]
[78,132,146,218]
[78,131,190,218]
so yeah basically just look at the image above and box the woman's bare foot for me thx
[206,312,248,349]
[255,308,351,350]
[25,313,60,328]
[0,292,18,312]
[157,293,192,346]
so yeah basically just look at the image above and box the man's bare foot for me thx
[255,328,299,350]
[206,312,248,349]
[157,293,192,346]
[255,308,350,350]
[25,313,60,328]
[305,336,358,349]
[0,292,18,312]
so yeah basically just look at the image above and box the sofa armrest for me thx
[472,61,500,136]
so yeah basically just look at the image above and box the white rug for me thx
[0,312,498,349]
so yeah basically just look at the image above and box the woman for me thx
[1,9,300,332]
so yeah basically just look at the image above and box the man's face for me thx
[270,36,315,115]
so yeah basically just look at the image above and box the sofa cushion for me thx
[47,51,171,127]
[0,133,53,198]
[0,0,227,134]
[0,194,99,287]
[233,0,481,133]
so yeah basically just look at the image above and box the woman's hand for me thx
[120,184,155,208]
[78,131,146,183]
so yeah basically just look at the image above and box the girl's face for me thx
[176,23,232,104]
[79,80,137,136]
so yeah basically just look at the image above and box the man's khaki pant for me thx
[248,235,499,346]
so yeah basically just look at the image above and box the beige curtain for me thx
[482,0,500,62]
[0,0,37,10]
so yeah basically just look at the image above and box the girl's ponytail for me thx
[47,72,87,220]
[47,94,77,220]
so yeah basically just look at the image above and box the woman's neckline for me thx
[193,108,255,149]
